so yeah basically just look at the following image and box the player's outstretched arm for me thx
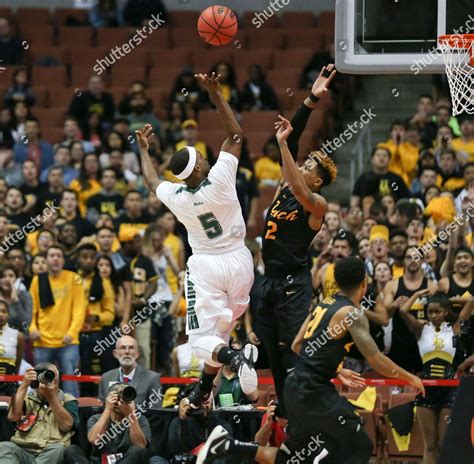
[276,115,327,220]
[135,123,161,193]
[348,309,425,396]
[195,72,242,159]
[285,64,337,165]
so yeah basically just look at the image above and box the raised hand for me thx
[312,64,337,98]
[195,72,221,94]
[275,115,293,144]
[135,123,154,153]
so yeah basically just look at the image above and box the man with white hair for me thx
[98,335,162,411]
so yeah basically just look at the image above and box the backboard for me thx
[335,0,473,74]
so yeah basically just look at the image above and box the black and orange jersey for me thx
[297,294,354,384]
[262,186,317,277]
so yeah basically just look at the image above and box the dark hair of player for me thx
[334,257,366,292]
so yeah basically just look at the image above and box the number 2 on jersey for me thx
[304,306,328,339]
[265,221,278,240]
[198,212,223,239]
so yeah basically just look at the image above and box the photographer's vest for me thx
[11,390,76,452]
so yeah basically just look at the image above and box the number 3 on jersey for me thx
[265,220,278,240]
[304,306,328,339]
[198,212,223,239]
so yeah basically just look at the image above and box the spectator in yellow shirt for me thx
[69,153,102,217]
[175,119,215,168]
[452,116,474,162]
[378,120,419,187]
[157,209,185,295]
[29,245,87,397]
[75,243,115,396]
[255,136,282,187]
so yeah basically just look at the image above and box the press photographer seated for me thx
[66,382,151,464]
[0,363,79,463]
[159,394,232,464]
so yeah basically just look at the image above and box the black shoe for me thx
[197,425,230,464]
[186,384,210,408]
[229,343,258,395]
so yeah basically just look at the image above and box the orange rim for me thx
[439,34,474,49]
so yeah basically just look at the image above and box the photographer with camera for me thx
[87,382,151,463]
[99,335,162,411]
[154,394,232,464]
[0,363,79,463]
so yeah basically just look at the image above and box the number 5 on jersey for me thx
[198,212,223,239]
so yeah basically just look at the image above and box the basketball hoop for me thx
[438,34,474,116]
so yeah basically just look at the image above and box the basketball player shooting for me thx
[135,73,257,410]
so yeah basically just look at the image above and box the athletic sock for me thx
[216,346,238,365]
[227,439,259,459]
[198,371,217,394]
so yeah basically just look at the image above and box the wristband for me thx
[309,94,320,103]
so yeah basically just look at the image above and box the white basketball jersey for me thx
[156,151,246,254]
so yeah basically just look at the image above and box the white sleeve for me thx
[155,181,180,208]
[208,151,239,191]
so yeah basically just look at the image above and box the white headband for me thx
[176,146,197,180]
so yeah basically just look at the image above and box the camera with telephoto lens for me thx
[118,385,137,403]
[31,369,55,388]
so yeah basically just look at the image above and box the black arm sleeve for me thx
[282,103,313,165]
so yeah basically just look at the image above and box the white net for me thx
[438,35,474,116]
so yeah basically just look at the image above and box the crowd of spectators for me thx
[0,3,472,463]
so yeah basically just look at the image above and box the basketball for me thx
[198,5,238,46]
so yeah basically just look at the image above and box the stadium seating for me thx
[19,24,55,47]
[281,11,316,29]
[57,26,94,48]
[232,50,274,71]
[32,65,68,87]
[150,48,192,69]
[28,46,68,67]
[16,7,50,24]
[96,27,135,48]
[54,8,89,26]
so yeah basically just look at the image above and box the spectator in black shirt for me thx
[236,162,259,231]
[412,167,439,200]
[58,222,79,257]
[114,190,153,235]
[35,166,64,215]
[241,64,279,111]
[170,67,202,111]
[5,187,29,229]
[60,189,95,239]
[86,168,124,223]
[68,75,115,130]
[4,67,35,108]
[20,160,48,212]
[118,81,153,115]
[351,146,410,216]
[0,17,23,65]
[409,94,437,149]
[123,0,167,27]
